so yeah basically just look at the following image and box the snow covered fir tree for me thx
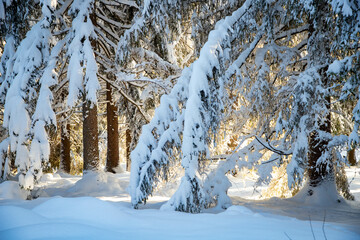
[0,0,360,239]
[130,0,360,212]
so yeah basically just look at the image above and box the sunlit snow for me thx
[0,165,359,239]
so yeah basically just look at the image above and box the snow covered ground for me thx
[0,166,359,239]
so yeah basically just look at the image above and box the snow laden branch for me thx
[131,1,252,212]
[66,0,100,107]
[132,0,360,210]
[130,67,191,207]
[115,0,183,125]
[29,40,64,186]
[0,138,10,181]
[100,74,151,123]
[0,35,15,104]
[116,0,154,63]
[1,0,57,189]
[116,0,187,69]
[201,1,312,203]
[168,1,277,212]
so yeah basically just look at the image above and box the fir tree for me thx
[1,0,57,190]
[130,0,360,211]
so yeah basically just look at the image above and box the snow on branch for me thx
[225,28,264,79]
[0,35,15,104]
[96,12,131,29]
[0,138,10,181]
[130,67,191,207]
[116,0,183,65]
[100,0,139,8]
[29,39,64,185]
[66,0,100,107]
[132,48,181,75]
[100,74,151,122]
[254,136,292,156]
[162,0,255,213]
[1,0,57,190]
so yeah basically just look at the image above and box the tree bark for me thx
[82,0,100,172]
[348,148,356,166]
[106,82,120,172]
[308,76,333,187]
[126,127,131,171]
[306,1,334,188]
[308,116,332,187]
[60,123,71,173]
[83,100,100,171]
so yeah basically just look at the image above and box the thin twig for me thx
[255,136,291,156]
[261,157,280,165]
[120,79,170,94]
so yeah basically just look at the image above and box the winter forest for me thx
[0,0,360,239]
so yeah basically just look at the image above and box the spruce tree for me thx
[130,0,360,211]
[0,0,57,189]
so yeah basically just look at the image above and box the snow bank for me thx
[65,171,128,197]
[33,196,130,222]
[0,205,47,231]
[0,181,27,200]
[347,168,360,200]
[0,196,358,240]
[0,169,359,239]
[292,180,343,207]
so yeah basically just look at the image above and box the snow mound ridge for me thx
[0,181,28,200]
[65,171,127,197]
[33,196,127,222]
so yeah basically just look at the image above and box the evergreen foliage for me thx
[130,0,360,211]
[0,0,358,209]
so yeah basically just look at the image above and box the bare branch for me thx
[255,136,292,156]
[120,78,171,94]
[94,27,118,49]
[96,12,132,29]
[97,22,120,43]
[275,24,309,41]
[100,0,139,8]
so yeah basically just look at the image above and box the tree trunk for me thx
[106,82,120,173]
[306,1,334,189]
[60,123,71,173]
[308,88,333,187]
[83,100,100,171]
[348,148,356,166]
[126,127,131,171]
[82,0,100,172]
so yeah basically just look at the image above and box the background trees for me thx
[0,0,358,211]
[0,0,157,191]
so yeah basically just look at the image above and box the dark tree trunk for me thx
[126,127,131,171]
[83,100,100,171]
[348,148,356,166]
[308,74,333,188]
[306,1,334,188]
[82,0,100,172]
[106,82,120,173]
[60,123,71,173]
[308,114,332,187]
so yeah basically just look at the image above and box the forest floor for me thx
[0,165,359,239]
